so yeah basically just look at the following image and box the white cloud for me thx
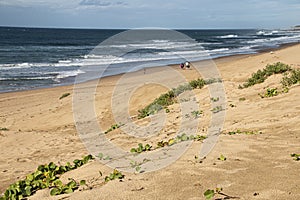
[0,0,299,28]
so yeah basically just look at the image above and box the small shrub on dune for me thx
[240,62,291,88]
[264,62,291,75]
[281,69,300,87]
[189,78,206,89]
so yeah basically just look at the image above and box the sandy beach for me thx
[1,43,300,199]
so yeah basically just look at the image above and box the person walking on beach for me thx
[185,61,190,69]
[180,63,185,69]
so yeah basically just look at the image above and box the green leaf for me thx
[103,156,111,160]
[97,153,104,159]
[80,180,86,186]
[63,188,74,194]
[216,187,223,193]
[105,176,111,182]
[50,188,61,196]
[218,154,226,161]
[168,139,176,146]
[26,174,34,182]
[181,134,188,141]
[24,186,32,196]
[83,154,93,164]
[48,162,56,170]
[138,143,143,150]
[204,189,215,200]
[135,166,141,172]
[145,144,152,151]
[67,180,77,188]
[59,166,67,173]
[130,148,137,153]
[53,179,63,187]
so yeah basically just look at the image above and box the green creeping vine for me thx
[0,155,93,200]
[130,143,152,153]
[49,178,86,196]
[226,130,262,135]
[129,134,207,155]
[157,133,206,148]
[104,123,124,134]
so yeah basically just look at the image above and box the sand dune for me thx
[0,44,300,199]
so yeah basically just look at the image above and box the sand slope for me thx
[0,44,300,199]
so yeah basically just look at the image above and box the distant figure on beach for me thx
[180,63,184,69]
[185,61,190,69]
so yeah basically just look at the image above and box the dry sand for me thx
[0,44,300,200]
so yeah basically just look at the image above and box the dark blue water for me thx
[1,27,300,93]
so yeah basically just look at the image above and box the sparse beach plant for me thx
[156,134,206,148]
[104,169,124,182]
[0,127,9,131]
[204,188,238,200]
[59,93,70,100]
[204,78,222,85]
[260,88,278,98]
[218,154,227,161]
[226,130,262,135]
[210,97,219,102]
[104,123,123,134]
[291,153,300,161]
[130,143,152,153]
[211,106,223,113]
[191,110,203,119]
[97,153,111,160]
[229,103,236,107]
[130,160,142,173]
[138,77,222,118]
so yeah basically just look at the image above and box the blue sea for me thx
[1,27,300,93]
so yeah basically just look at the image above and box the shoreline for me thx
[1,41,299,95]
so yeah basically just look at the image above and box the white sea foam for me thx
[256,30,279,36]
[217,34,239,39]
[0,76,53,81]
[55,69,85,79]
[248,34,300,44]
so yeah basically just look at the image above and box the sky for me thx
[0,0,300,29]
